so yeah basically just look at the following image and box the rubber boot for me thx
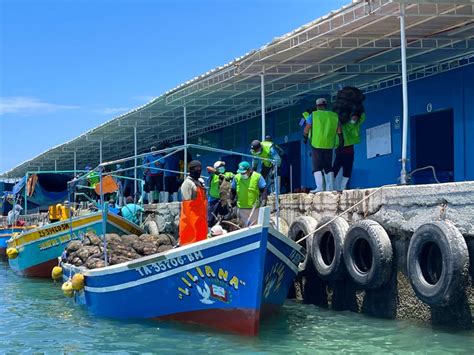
[310,171,324,193]
[147,192,154,204]
[325,172,334,191]
[341,177,349,190]
[171,192,178,202]
[162,192,169,203]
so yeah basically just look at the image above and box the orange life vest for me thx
[179,183,208,246]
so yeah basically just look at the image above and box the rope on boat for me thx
[295,184,397,245]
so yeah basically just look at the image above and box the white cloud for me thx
[92,107,131,115]
[0,96,79,115]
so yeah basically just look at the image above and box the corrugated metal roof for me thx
[2,0,473,178]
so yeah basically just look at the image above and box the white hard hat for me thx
[213,161,225,169]
[316,98,327,105]
[210,224,227,236]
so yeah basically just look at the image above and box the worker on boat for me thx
[143,145,165,204]
[303,98,338,192]
[250,139,281,193]
[6,205,23,226]
[231,161,267,227]
[332,113,366,190]
[179,160,208,246]
[85,166,100,190]
[120,196,144,225]
[207,160,234,226]
[108,198,120,215]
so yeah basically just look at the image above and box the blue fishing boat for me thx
[7,212,143,277]
[0,226,35,257]
[61,207,305,335]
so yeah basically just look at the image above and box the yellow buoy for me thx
[62,281,74,297]
[71,273,85,291]
[6,247,19,259]
[51,266,63,280]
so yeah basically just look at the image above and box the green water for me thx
[1,262,472,354]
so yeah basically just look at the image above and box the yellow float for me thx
[71,273,85,291]
[62,281,74,297]
[51,266,63,280]
[6,247,19,259]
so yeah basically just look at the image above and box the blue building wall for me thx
[186,64,474,190]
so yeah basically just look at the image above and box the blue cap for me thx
[237,161,251,174]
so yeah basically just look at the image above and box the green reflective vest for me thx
[235,172,261,209]
[338,113,366,147]
[310,110,339,149]
[252,141,273,167]
[86,171,100,187]
[209,172,234,199]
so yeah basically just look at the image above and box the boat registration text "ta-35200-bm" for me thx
[133,251,204,277]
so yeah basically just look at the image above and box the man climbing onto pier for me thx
[231,161,267,226]
[207,160,234,226]
[179,160,208,246]
[303,98,338,192]
[250,138,281,192]
[120,196,144,225]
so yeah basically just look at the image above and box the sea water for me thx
[1,261,473,353]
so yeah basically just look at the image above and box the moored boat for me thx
[7,212,143,277]
[0,226,36,257]
[61,207,305,335]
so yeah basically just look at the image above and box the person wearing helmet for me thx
[179,160,208,245]
[206,160,234,226]
[143,145,165,204]
[231,161,267,226]
[303,98,338,192]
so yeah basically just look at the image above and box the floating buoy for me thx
[51,266,63,280]
[62,281,74,297]
[71,274,85,291]
[6,247,19,259]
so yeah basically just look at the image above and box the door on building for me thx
[278,141,301,193]
[410,108,454,184]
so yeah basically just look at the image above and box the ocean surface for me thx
[1,261,473,354]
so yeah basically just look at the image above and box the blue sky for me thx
[0,0,349,174]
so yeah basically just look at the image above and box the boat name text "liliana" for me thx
[134,251,205,277]
[38,223,71,238]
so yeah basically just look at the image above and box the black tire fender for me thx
[407,221,469,306]
[288,216,318,275]
[343,219,393,289]
[311,216,349,280]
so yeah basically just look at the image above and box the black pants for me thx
[165,176,178,194]
[311,147,333,174]
[333,151,354,178]
[144,174,163,192]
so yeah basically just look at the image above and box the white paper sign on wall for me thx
[366,122,392,159]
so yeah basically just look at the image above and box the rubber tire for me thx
[407,221,469,306]
[145,220,160,236]
[288,216,318,275]
[270,215,289,236]
[311,217,349,280]
[343,219,393,289]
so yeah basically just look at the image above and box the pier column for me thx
[400,3,409,184]
[183,106,187,176]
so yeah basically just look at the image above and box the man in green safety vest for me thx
[333,113,366,190]
[231,161,267,226]
[250,139,281,192]
[207,160,234,226]
[303,98,338,192]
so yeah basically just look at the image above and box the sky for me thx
[0,0,349,174]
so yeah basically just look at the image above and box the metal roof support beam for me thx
[400,3,409,185]
[134,125,138,200]
[184,106,188,177]
[260,74,266,141]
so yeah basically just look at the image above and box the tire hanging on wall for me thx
[288,216,318,275]
[407,221,469,306]
[343,219,393,289]
[311,216,349,280]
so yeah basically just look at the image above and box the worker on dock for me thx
[179,160,208,245]
[333,113,366,190]
[250,139,281,192]
[231,161,267,226]
[207,160,234,226]
[143,145,164,204]
[303,98,338,192]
